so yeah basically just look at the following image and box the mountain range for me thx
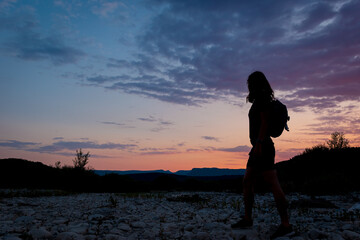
[94,168,246,177]
[1,147,360,194]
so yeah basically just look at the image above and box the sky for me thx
[0,0,359,171]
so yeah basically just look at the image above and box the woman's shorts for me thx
[247,140,275,171]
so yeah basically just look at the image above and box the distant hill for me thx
[276,147,360,194]
[94,169,173,176]
[0,158,58,188]
[175,168,246,177]
[0,158,242,192]
[0,158,100,191]
[1,148,360,194]
[94,168,246,177]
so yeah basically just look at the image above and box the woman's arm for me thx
[253,110,270,157]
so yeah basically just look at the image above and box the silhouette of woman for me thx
[231,71,293,239]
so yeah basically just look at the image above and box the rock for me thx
[2,192,360,240]
[163,223,178,232]
[68,223,89,234]
[56,232,85,240]
[142,229,156,239]
[53,218,68,224]
[342,230,360,240]
[342,224,353,231]
[230,230,247,240]
[21,208,36,216]
[291,197,338,209]
[292,237,305,240]
[14,216,34,224]
[245,229,260,240]
[218,212,231,222]
[348,203,360,212]
[195,214,203,223]
[104,234,122,240]
[118,223,131,232]
[130,221,146,228]
[182,231,194,240]
[88,214,104,221]
[203,222,218,231]
[29,227,52,239]
[308,229,329,239]
[329,233,345,240]
[127,232,139,240]
[184,224,194,231]
[196,231,210,240]
[84,235,96,240]
[3,236,23,240]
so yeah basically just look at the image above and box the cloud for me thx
[30,140,138,153]
[177,142,186,147]
[201,136,220,142]
[100,121,126,126]
[217,145,251,153]
[100,121,136,129]
[302,110,360,136]
[137,115,174,132]
[92,1,123,17]
[53,137,64,140]
[1,6,85,65]
[139,147,179,155]
[150,127,167,133]
[0,0,17,13]
[0,140,39,149]
[0,139,136,157]
[138,116,157,122]
[82,0,360,111]
[7,33,85,65]
[87,74,220,106]
[185,145,251,153]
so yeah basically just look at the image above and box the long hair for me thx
[246,71,274,103]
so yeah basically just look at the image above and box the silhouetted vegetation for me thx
[326,131,350,149]
[0,158,242,193]
[274,132,359,194]
[1,132,359,195]
[72,148,90,170]
[276,147,360,194]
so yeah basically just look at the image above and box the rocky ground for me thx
[1,190,360,240]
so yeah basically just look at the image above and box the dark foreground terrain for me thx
[1,147,360,194]
[1,191,360,240]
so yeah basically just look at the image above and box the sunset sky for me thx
[1,0,359,171]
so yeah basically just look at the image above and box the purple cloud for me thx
[100,121,126,126]
[0,140,39,149]
[201,136,220,142]
[1,6,85,65]
[31,141,137,152]
[217,145,251,153]
[138,116,157,122]
[81,0,360,112]
[136,116,174,132]
[139,147,179,155]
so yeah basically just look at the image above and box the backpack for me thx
[269,99,290,138]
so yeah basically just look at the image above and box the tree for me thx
[73,149,90,170]
[326,132,350,149]
[304,143,328,154]
[55,161,62,169]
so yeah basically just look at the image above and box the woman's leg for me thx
[262,169,290,226]
[243,167,256,220]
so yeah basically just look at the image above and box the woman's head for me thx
[246,71,274,103]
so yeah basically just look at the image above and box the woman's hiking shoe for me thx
[270,224,294,239]
[231,218,253,229]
